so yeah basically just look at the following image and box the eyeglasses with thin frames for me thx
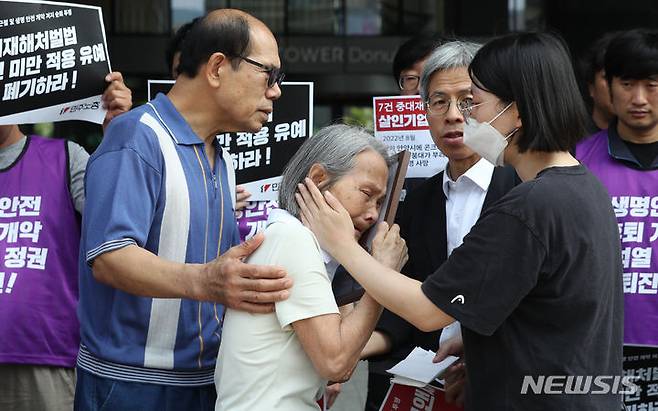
[239,56,285,88]
[398,75,420,91]
[425,95,487,118]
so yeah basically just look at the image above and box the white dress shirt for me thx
[440,158,495,343]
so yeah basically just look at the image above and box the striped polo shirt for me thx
[77,93,239,386]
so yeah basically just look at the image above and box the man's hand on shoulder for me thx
[195,233,292,313]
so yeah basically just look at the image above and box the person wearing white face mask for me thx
[462,101,519,167]
[295,32,624,410]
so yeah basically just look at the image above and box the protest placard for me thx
[363,149,410,248]
[379,383,463,411]
[373,95,447,179]
[0,0,111,125]
[147,80,313,203]
[623,346,658,410]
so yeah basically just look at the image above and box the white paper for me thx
[389,376,428,388]
[386,346,459,386]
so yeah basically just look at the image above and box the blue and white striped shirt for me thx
[77,93,239,386]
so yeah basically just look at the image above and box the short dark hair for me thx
[469,32,588,153]
[165,18,200,75]
[605,28,658,84]
[392,33,450,82]
[579,32,619,86]
[177,13,251,78]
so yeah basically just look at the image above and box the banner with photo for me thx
[147,80,314,203]
[373,95,447,179]
[0,0,111,125]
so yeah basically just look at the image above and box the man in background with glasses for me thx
[74,9,292,411]
[393,34,448,96]
[364,41,519,410]
[392,33,451,198]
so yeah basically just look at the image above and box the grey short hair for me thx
[419,41,482,102]
[279,124,391,218]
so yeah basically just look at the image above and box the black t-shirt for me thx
[623,139,658,169]
[421,165,624,410]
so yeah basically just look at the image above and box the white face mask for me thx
[463,101,518,166]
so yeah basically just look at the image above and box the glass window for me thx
[228,0,285,34]
[288,0,342,35]
[169,0,284,33]
[346,0,381,35]
[114,0,171,34]
[508,0,545,31]
[171,0,205,32]
[400,0,439,34]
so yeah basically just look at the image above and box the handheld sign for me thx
[0,0,112,125]
[373,95,447,179]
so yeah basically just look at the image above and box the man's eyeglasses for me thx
[239,56,285,88]
[398,75,420,92]
[425,95,482,118]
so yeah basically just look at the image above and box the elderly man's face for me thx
[425,67,479,162]
[218,24,282,133]
[327,150,388,240]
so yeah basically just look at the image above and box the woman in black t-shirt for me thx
[296,32,624,411]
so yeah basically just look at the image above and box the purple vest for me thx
[0,135,81,367]
[577,130,658,347]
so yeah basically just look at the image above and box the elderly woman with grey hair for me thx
[214,124,408,411]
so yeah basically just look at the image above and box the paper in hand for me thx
[386,346,459,388]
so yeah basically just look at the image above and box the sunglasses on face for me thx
[239,56,285,88]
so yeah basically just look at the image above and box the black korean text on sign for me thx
[217,83,312,186]
[623,346,658,409]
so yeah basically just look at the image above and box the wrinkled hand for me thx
[371,222,408,271]
[434,334,466,405]
[235,185,252,212]
[296,178,356,256]
[102,72,132,129]
[198,233,292,313]
[324,383,341,409]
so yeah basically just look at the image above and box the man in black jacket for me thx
[364,40,519,410]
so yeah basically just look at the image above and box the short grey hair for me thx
[279,124,391,218]
[419,40,482,102]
